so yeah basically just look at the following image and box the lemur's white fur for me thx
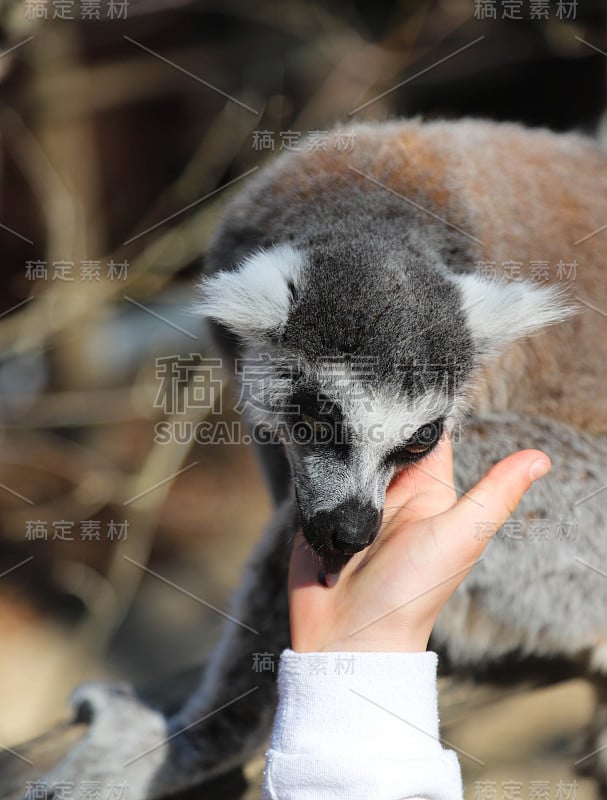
[454,274,576,355]
[197,244,305,337]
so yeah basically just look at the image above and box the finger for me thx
[445,448,551,557]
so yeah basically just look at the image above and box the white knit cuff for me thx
[263,649,463,800]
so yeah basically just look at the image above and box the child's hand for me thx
[289,437,551,653]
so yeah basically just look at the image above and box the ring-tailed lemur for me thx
[26,119,607,798]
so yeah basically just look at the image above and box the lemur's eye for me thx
[403,442,430,454]
[405,420,443,452]
[403,423,439,454]
[387,419,444,464]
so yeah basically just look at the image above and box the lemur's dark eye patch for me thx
[285,386,350,453]
[289,386,343,424]
[385,417,444,466]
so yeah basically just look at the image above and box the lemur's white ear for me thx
[453,274,577,355]
[196,244,304,339]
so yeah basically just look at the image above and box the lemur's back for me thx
[206,119,607,433]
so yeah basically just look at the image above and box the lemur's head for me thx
[198,242,571,563]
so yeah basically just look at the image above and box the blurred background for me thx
[0,0,606,796]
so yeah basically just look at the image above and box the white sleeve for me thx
[262,649,463,800]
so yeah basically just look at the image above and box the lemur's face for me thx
[241,354,455,559]
[199,243,571,562]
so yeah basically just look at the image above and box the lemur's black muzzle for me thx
[303,500,383,554]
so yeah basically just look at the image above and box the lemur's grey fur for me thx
[25,119,607,797]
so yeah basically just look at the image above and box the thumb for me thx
[445,449,551,558]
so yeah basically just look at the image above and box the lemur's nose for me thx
[304,501,383,554]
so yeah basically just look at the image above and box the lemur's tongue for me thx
[318,550,352,587]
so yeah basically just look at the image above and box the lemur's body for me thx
[206,118,606,433]
[30,120,607,797]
